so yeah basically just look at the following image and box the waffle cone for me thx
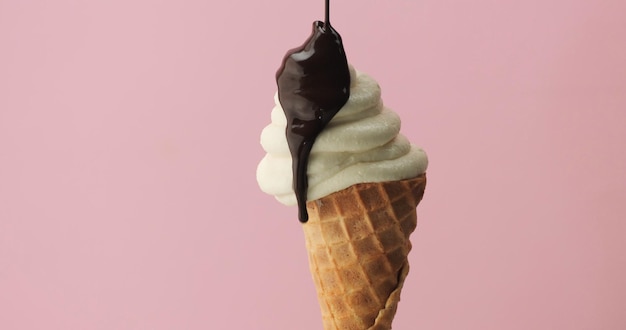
[302,174,426,330]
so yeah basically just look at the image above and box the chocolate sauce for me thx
[276,6,350,222]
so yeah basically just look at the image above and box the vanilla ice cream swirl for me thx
[257,65,428,206]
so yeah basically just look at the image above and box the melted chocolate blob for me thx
[276,21,350,222]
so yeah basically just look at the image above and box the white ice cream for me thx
[257,65,428,205]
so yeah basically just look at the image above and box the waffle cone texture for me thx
[302,174,426,330]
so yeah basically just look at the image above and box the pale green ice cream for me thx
[257,65,428,205]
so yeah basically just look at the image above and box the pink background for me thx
[1,0,625,329]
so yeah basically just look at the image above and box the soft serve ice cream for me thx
[256,20,427,222]
[257,65,428,207]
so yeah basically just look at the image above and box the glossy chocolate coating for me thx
[276,21,350,222]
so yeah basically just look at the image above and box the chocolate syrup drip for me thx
[276,17,350,222]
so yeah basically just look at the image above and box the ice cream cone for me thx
[302,174,427,330]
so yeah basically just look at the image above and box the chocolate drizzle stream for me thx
[276,8,350,222]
